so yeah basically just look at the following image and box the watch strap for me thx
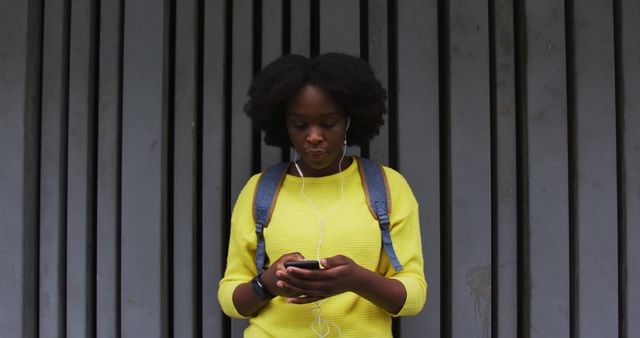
[251,271,275,300]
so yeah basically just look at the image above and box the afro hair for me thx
[244,52,387,147]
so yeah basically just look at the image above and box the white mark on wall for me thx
[467,264,491,338]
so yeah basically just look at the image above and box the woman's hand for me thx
[275,254,408,314]
[260,252,307,297]
[232,251,307,316]
[275,255,366,304]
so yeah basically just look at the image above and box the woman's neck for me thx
[290,156,353,177]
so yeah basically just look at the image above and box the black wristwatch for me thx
[251,271,276,300]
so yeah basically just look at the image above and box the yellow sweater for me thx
[218,158,427,337]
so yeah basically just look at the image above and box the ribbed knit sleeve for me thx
[217,174,261,319]
[380,167,428,317]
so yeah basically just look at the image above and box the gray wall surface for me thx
[1,0,638,337]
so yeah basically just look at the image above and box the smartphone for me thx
[284,260,320,270]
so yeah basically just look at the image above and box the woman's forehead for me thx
[286,85,345,117]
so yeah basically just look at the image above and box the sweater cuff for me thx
[390,276,427,317]
[218,280,251,319]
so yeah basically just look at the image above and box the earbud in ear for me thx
[344,117,350,145]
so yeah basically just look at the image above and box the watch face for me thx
[252,274,274,300]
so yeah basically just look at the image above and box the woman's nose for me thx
[306,126,323,144]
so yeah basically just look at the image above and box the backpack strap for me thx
[356,157,404,271]
[253,162,291,272]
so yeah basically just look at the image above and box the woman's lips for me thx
[307,150,326,158]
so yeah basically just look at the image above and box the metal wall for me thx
[1,0,638,337]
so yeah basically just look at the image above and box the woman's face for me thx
[286,84,349,176]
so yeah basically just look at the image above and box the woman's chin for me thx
[301,155,338,171]
[305,160,331,170]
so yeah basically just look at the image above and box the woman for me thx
[218,53,426,337]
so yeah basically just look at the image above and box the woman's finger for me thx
[285,266,329,281]
[281,272,331,293]
[276,280,315,297]
[322,255,352,268]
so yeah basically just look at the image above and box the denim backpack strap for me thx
[253,162,290,272]
[356,157,404,271]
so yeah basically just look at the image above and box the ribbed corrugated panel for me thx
[0,0,637,337]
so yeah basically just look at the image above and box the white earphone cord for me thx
[293,134,348,338]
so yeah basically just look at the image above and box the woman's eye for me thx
[321,123,336,129]
[293,123,306,129]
